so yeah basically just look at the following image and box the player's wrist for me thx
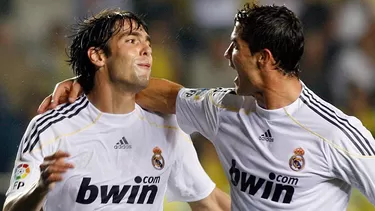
[35,179,50,195]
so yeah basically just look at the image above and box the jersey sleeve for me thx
[328,117,375,205]
[175,87,235,140]
[165,129,215,202]
[5,115,55,201]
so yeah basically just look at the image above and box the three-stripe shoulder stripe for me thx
[23,96,89,153]
[300,88,375,156]
[22,101,79,153]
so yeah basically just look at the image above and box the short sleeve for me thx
[165,130,215,202]
[176,87,235,140]
[329,117,375,205]
[5,115,54,201]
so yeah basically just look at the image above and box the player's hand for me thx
[38,151,74,191]
[37,77,82,114]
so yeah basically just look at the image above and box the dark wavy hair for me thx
[67,9,148,94]
[235,3,304,76]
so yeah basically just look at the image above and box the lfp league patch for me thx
[12,163,31,190]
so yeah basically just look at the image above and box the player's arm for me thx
[3,183,48,211]
[37,77,182,115]
[135,78,183,114]
[188,188,230,211]
[328,118,375,205]
[37,77,225,140]
[4,151,73,211]
[3,117,73,211]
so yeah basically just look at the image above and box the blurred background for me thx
[0,0,375,210]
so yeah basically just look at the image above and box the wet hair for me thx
[67,9,148,94]
[235,3,304,76]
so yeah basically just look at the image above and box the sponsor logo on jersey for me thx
[258,129,274,142]
[193,89,209,100]
[183,89,209,100]
[229,159,298,204]
[289,147,305,171]
[12,163,31,190]
[212,87,236,96]
[76,176,160,204]
[151,147,165,170]
[183,88,235,100]
[114,137,132,149]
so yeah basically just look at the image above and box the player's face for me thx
[105,20,152,92]
[224,22,262,96]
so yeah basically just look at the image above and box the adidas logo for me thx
[114,137,132,149]
[259,129,274,142]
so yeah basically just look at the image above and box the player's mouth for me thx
[234,76,239,87]
[137,63,151,69]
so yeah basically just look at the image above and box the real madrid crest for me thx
[152,147,165,170]
[289,147,305,171]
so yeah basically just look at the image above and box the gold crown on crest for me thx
[293,147,305,156]
[153,147,162,154]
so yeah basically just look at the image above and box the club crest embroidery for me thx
[152,147,165,170]
[289,147,305,171]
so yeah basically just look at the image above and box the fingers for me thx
[40,161,74,172]
[37,95,53,114]
[39,151,74,189]
[51,81,71,109]
[43,151,71,161]
[37,77,81,114]
[42,173,63,184]
[69,80,82,103]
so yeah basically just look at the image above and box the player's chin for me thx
[138,78,150,89]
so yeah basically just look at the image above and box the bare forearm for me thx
[189,188,231,211]
[214,188,231,211]
[136,77,183,114]
[3,184,48,211]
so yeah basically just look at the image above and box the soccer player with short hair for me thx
[3,9,230,211]
[38,3,375,211]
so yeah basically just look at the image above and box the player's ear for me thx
[256,49,276,71]
[87,47,106,67]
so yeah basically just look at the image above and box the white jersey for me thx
[176,85,375,211]
[5,95,215,211]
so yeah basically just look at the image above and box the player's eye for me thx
[126,39,136,44]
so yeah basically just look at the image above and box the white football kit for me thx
[5,95,215,211]
[176,84,375,211]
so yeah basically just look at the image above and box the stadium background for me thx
[0,0,374,210]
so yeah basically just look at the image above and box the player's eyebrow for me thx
[128,31,152,43]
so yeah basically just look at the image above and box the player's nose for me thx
[141,43,152,57]
[224,43,233,60]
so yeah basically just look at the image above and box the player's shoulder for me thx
[329,111,375,157]
[179,87,255,112]
[137,105,180,128]
[180,87,236,101]
[27,96,90,139]
[300,87,375,157]
[137,106,191,149]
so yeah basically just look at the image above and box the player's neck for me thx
[87,78,136,114]
[257,76,302,110]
